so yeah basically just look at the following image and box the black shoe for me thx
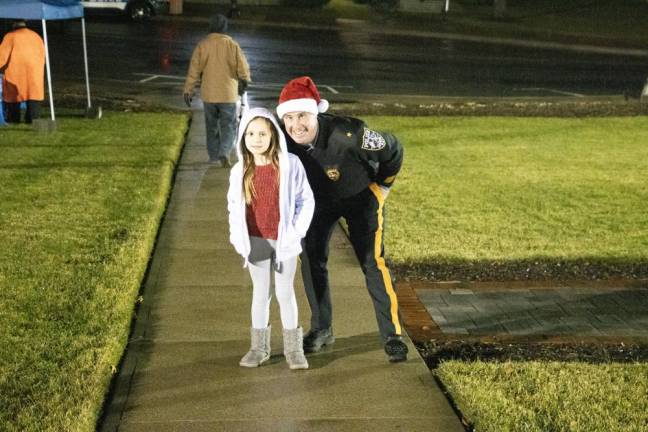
[384,336,408,363]
[303,327,335,353]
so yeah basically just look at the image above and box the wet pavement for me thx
[43,2,648,106]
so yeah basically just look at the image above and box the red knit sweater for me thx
[246,164,280,240]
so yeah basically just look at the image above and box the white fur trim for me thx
[277,98,319,119]
[318,99,329,113]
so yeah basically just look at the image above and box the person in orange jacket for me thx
[0,20,45,124]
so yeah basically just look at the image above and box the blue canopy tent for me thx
[0,0,95,122]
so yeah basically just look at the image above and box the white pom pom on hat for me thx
[276,76,329,119]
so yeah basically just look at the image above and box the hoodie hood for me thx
[235,107,287,163]
[209,14,228,34]
[228,106,315,265]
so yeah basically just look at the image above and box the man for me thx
[183,14,250,167]
[276,76,408,362]
[0,20,45,124]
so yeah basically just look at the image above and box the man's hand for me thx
[238,79,249,96]
[183,92,193,107]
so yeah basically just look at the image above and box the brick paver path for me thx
[416,286,648,338]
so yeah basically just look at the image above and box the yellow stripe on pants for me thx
[368,183,402,335]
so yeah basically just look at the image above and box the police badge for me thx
[361,128,386,151]
[326,167,340,181]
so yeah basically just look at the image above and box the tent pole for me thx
[41,19,55,122]
[81,17,91,109]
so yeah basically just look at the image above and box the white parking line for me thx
[138,75,162,83]
[515,87,585,97]
[134,73,185,82]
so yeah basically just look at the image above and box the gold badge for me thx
[346,132,353,137]
[326,168,340,181]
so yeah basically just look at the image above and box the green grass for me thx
[436,360,648,432]
[505,0,648,36]
[218,0,648,47]
[325,0,372,21]
[400,0,648,47]
[364,116,648,280]
[364,115,648,430]
[195,0,648,48]
[0,112,188,431]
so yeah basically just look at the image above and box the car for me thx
[81,0,169,21]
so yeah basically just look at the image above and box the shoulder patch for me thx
[361,128,386,151]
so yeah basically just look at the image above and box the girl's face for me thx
[244,118,273,162]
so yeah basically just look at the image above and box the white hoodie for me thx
[227,107,315,266]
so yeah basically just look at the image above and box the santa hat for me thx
[276,76,329,119]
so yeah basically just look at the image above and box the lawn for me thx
[310,0,648,47]
[363,115,648,431]
[364,116,648,281]
[0,112,188,431]
[437,360,648,432]
[402,0,648,48]
[2,113,647,431]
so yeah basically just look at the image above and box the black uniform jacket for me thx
[284,114,403,202]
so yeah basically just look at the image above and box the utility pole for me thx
[641,78,648,103]
[441,0,450,20]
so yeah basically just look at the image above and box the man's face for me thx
[282,111,318,145]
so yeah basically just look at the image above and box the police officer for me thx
[276,76,408,362]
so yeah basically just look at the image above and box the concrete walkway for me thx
[99,109,464,431]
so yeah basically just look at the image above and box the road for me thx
[45,16,648,104]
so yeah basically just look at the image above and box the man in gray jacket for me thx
[183,14,251,167]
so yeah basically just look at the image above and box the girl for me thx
[227,107,315,370]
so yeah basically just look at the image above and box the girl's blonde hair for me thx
[241,116,280,204]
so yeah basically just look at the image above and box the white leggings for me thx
[248,237,299,330]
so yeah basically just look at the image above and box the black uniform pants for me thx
[301,183,402,340]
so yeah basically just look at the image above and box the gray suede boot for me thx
[239,325,271,368]
[283,327,309,370]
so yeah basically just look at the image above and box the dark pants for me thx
[4,101,40,124]
[301,184,402,340]
[203,102,237,161]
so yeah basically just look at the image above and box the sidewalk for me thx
[99,109,464,431]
